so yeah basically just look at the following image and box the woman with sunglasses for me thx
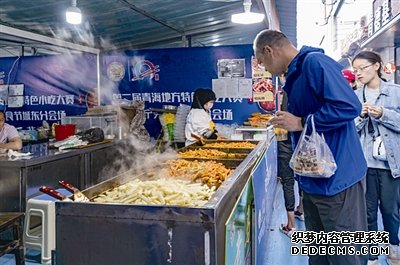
[353,51,400,265]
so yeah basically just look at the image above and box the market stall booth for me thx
[53,137,277,265]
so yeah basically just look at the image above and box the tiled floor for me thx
[0,182,396,265]
[263,182,308,265]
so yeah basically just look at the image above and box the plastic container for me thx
[173,104,191,141]
[37,128,50,139]
[55,124,76,141]
[18,130,38,141]
[61,114,117,136]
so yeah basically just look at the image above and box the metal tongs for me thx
[191,133,205,146]
[39,186,73,201]
[38,180,90,202]
[58,180,90,202]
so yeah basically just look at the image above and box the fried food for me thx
[273,127,287,135]
[92,159,234,207]
[178,149,239,159]
[166,159,233,188]
[202,141,256,149]
[247,113,273,127]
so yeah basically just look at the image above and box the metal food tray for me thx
[54,139,269,265]
[178,151,248,160]
[184,139,259,154]
[179,157,243,168]
[81,155,245,200]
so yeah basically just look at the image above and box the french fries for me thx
[93,178,216,207]
[92,158,234,207]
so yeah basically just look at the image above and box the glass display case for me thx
[61,113,118,136]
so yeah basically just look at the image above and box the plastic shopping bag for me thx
[289,115,337,178]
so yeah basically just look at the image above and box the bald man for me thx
[254,29,368,265]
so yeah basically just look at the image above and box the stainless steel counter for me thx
[0,141,115,167]
[0,140,125,212]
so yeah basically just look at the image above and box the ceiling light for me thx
[231,0,265,24]
[66,0,82,25]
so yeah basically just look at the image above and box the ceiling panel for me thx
[0,0,296,55]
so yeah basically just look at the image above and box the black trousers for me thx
[303,180,368,265]
[278,139,297,212]
[366,168,400,260]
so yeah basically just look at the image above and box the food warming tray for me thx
[185,139,259,154]
[54,140,269,265]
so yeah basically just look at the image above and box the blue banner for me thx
[0,45,266,138]
[101,45,262,137]
[0,53,97,129]
[252,140,277,265]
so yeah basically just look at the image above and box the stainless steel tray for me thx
[184,139,259,154]
[54,140,270,265]
[179,157,243,168]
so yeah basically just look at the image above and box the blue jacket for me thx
[354,81,400,178]
[284,46,367,196]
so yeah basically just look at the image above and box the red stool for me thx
[0,212,25,265]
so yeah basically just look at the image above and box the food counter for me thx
[54,138,277,265]
[234,126,272,140]
[0,140,126,212]
[230,113,273,140]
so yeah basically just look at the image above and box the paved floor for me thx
[263,182,308,265]
[0,182,396,265]
[263,182,391,265]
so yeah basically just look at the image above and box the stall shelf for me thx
[234,125,273,140]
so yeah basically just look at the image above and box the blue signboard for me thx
[101,45,262,137]
[0,53,97,129]
[0,45,266,138]
[251,140,277,265]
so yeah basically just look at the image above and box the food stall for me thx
[53,137,277,265]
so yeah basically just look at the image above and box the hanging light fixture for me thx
[66,0,82,25]
[231,0,265,24]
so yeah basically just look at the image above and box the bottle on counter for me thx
[51,123,58,138]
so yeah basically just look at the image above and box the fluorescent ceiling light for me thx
[66,0,82,25]
[231,0,265,24]
[232,12,265,24]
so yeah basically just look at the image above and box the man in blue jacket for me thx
[254,30,368,265]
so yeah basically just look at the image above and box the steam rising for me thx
[98,136,179,182]
[53,22,96,48]
[48,19,120,107]
[2,7,180,181]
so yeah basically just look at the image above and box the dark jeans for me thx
[303,180,368,265]
[366,168,400,260]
